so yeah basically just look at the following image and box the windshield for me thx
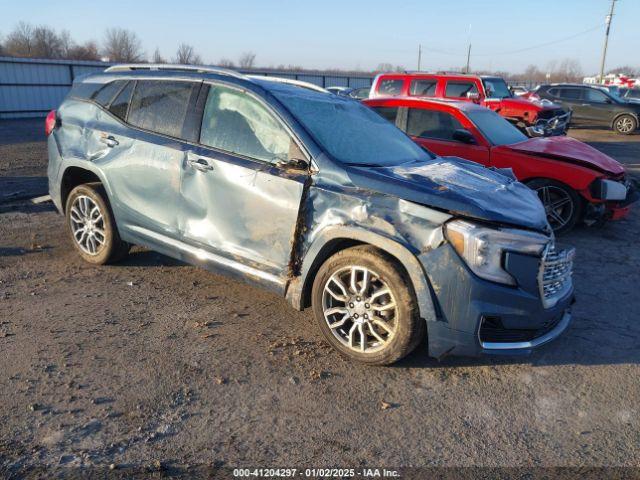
[271,88,430,166]
[482,78,512,99]
[467,109,527,146]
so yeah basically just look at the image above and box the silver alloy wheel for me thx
[69,195,106,255]
[322,265,398,354]
[536,185,574,230]
[616,116,635,134]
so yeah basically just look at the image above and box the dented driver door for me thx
[177,83,308,291]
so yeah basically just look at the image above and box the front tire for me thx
[65,183,129,265]
[311,246,425,365]
[527,179,582,235]
[613,114,637,135]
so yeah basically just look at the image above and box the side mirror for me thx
[452,129,476,144]
[466,92,481,101]
[274,156,308,171]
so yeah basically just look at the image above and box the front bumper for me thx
[526,111,572,137]
[419,243,574,359]
[585,177,639,223]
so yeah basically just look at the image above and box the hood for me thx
[503,136,625,175]
[346,157,548,231]
[484,96,558,112]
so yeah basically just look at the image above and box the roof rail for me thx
[104,63,246,79]
[247,75,328,93]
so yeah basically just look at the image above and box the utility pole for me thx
[465,24,472,73]
[599,0,617,84]
[417,44,422,71]
[465,43,471,73]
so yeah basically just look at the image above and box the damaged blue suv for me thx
[47,65,575,365]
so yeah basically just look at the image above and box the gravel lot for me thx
[1,120,639,477]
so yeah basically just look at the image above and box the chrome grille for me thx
[539,244,575,308]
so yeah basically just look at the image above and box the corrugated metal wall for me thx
[0,57,109,118]
[0,57,374,119]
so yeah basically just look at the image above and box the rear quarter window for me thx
[68,81,101,101]
[444,81,478,98]
[92,80,126,107]
[410,79,437,96]
[370,106,399,124]
[128,80,199,138]
[109,81,134,121]
[377,79,404,96]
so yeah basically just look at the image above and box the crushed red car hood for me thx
[484,96,555,112]
[502,136,625,175]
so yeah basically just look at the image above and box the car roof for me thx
[365,96,486,112]
[80,63,329,96]
[378,71,503,81]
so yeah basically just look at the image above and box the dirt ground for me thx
[1,120,639,477]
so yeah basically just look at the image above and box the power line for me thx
[419,23,603,58]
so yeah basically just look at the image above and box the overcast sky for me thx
[2,0,638,74]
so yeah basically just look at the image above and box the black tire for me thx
[311,245,425,365]
[526,179,582,235]
[65,183,129,265]
[613,114,637,135]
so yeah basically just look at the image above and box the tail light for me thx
[45,110,58,136]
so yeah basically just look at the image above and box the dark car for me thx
[529,84,640,134]
[46,64,574,365]
[621,88,640,104]
[327,86,370,99]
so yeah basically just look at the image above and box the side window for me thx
[92,80,126,107]
[128,80,198,138]
[370,106,399,125]
[585,89,608,103]
[547,88,560,97]
[378,79,403,96]
[406,109,464,141]
[410,80,437,96]
[109,81,134,121]
[557,88,582,101]
[445,81,478,98]
[200,84,297,164]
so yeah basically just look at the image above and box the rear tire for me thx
[65,183,129,265]
[613,114,637,135]
[526,179,582,235]
[311,246,425,365]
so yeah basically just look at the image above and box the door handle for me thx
[187,157,214,172]
[99,134,119,148]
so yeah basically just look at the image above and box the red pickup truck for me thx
[369,73,570,137]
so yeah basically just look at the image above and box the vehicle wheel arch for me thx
[523,177,586,232]
[60,165,109,213]
[611,112,638,130]
[287,227,438,323]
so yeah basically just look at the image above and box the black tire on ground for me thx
[613,114,638,135]
[311,245,425,365]
[65,182,129,265]
[526,179,583,235]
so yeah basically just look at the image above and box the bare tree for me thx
[5,22,35,57]
[102,28,144,62]
[555,58,582,83]
[173,43,202,64]
[152,47,166,63]
[66,41,100,61]
[608,65,639,77]
[218,58,235,67]
[238,52,256,68]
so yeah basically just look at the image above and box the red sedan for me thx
[363,97,637,233]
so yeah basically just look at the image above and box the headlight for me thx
[445,219,549,285]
